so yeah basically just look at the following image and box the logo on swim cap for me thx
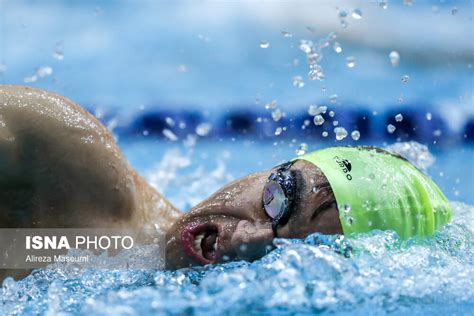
[333,156,353,181]
[341,159,352,172]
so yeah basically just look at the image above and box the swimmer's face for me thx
[165,160,342,269]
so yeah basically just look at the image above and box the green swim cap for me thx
[294,147,452,239]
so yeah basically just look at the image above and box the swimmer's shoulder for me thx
[0,85,109,139]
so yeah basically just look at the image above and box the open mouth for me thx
[181,223,220,265]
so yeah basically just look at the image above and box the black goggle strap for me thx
[269,160,295,238]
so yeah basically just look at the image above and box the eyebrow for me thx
[310,182,334,220]
[290,168,305,216]
[290,165,334,221]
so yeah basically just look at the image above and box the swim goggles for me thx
[262,161,296,237]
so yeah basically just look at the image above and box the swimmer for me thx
[0,85,452,275]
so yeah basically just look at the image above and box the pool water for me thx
[1,142,473,315]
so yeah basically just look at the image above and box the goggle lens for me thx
[263,181,287,219]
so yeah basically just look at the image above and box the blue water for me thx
[1,202,472,315]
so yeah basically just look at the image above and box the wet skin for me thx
[0,85,341,276]
[165,160,343,269]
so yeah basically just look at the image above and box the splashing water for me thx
[385,141,435,171]
[298,32,338,82]
[2,201,472,315]
[0,143,471,315]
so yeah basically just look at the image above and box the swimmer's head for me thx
[165,159,340,269]
[165,146,452,269]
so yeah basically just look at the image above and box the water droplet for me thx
[363,200,370,210]
[334,127,348,140]
[165,117,175,127]
[295,143,308,156]
[53,50,64,60]
[339,10,348,18]
[426,112,432,121]
[308,67,325,81]
[265,100,278,110]
[292,76,305,88]
[352,9,362,19]
[260,41,270,49]
[433,129,442,137]
[281,31,293,38]
[401,75,410,84]
[24,66,53,83]
[342,203,351,213]
[333,120,339,127]
[274,127,283,136]
[351,130,360,141]
[24,75,38,83]
[387,124,396,134]
[345,216,354,225]
[333,42,342,53]
[307,52,321,65]
[308,105,327,116]
[451,7,458,15]
[163,128,178,141]
[379,0,388,10]
[308,105,318,116]
[313,115,325,126]
[329,110,335,117]
[299,40,313,54]
[346,56,356,68]
[271,109,283,122]
[196,123,212,136]
[329,94,338,103]
[395,113,403,122]
[340,20,348,28]
[389,51,400,67]
[37,66,53,77]
[322,131,329,137]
